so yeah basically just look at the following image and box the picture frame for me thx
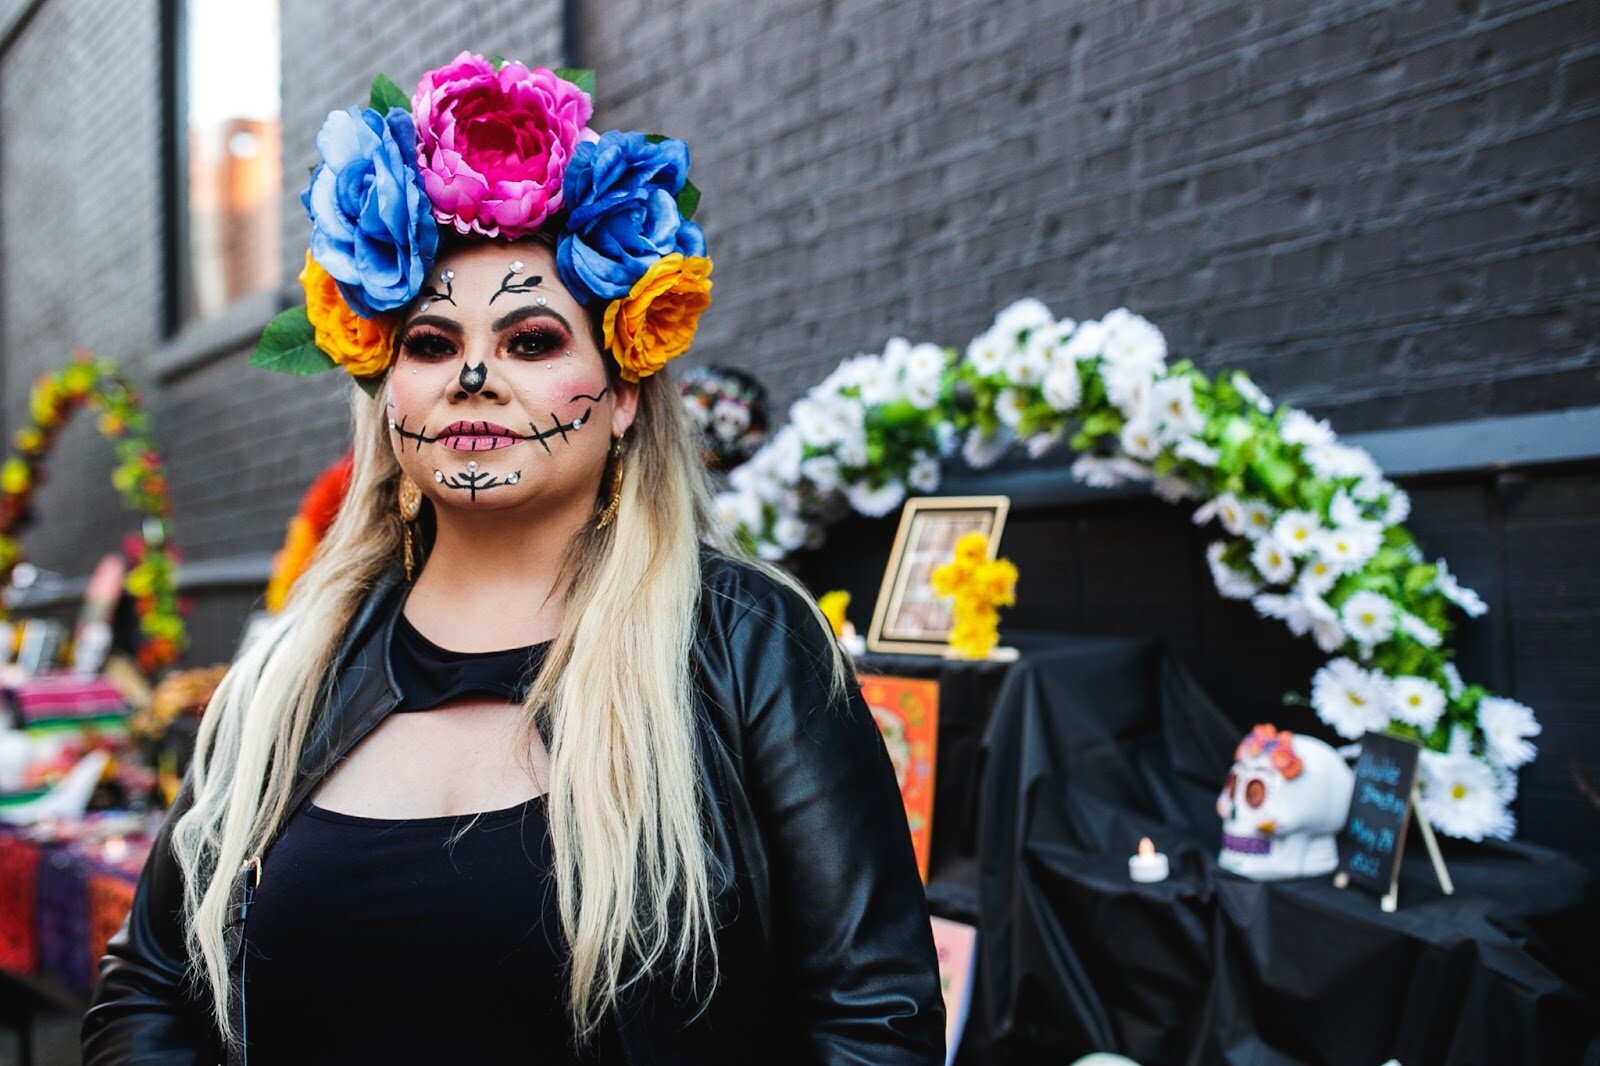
[866,495,1011,655]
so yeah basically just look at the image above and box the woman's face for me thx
[386,241,637,516]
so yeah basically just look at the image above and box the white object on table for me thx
[1129,836,1170,883]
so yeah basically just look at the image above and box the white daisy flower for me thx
[1317,522,1381,573]
[907,454,941,494]
[1207,542,1260,600]
[789,398,836,448]
[845,477,907,518]
[1478,696,1540,769]
[1151,376,1205,440]
[1003,346,1050,387]
[1231,371,1274,413]
[906,342,947,380]
[1062,318,1108,362]
[755,539,788,561]
[1296,556,1339,595]
[1281,409,1335,448]
[1390,675,1446,731]
[966,331,1007,377]
[1341,591,1397,650]
[1175,438,1220,467]
[772,514,809,551]
[1102,361,1156,418]
[712,491,763,535]
[1418,747,1515,840]
[1310,658,1391,739]
[1306,442,1380,481]
[1119,416,1162,460]
[935,422,960,457]
[962,428,1011,469]
[1072,454,1133,489]
[1398,612,1442,647]
[1238,500,1276,541]
[992,297,1055,343]
[1272,510,1322,557]
[836,434,869,469]
[904,373,941,411]
[1250,538,1296,584]
[1254,588,1345,652]
[1099,307,1168,371]
[1329,490,1366,528]
[800,455,842,495]
[1041,366,1081,411]
[1435,559,1488,617]
[766,426,804,483]
[1193,492,1243,532]
[995,388,1028,428]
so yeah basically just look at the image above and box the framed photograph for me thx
[866,495,1010,655]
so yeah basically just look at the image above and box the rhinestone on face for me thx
[572,417,583,428]
[535,295,548,306]
[388,420,397,429]
[467,460,478,473]
[443,269,455,280]
[420,301,430,311]
[508,471,520,484]
[433,470,444,482]
[509,260,524,273]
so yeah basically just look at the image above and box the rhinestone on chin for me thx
[507,471,520,484]
[467,460,479,473]
[433,470,444,482]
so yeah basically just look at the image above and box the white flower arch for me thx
[710,299,1538,840]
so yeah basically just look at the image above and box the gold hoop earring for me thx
[397,474,423,580]
[595,434,626,531]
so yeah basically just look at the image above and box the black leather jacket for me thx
[81,551,945,1064]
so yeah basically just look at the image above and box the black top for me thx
[389,610,550,712]
[241,612,589,1064]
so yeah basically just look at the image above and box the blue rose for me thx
[302,106,439,318]
[556,131,705,306]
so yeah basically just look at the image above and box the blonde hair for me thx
[171,356,842,1054]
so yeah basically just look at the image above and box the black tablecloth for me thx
[967,637,1600,1066]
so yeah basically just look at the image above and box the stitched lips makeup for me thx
[437,420,522,451]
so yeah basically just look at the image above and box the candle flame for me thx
[1138,837,1155,858]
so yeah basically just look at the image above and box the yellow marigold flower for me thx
[930,561,963,597]
[29,383,59,427]
[974,559,1019,606]
[603,253,713,383]
[61,364,96,397]
[1,458,30,495]
[818,590,851,638]
[299,252,397,379]
[14,428,43,454]
[98,412,125,437]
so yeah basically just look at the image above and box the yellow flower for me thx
[299,252,397,378]
[954,532,989,567]
[14,428,43,454]
[973,559,1019,606]
[603,253,713,383]
[98,412,125,437]
[266,516,320,613]
[29,382,59,426]
[1,458,30,495]
[818,590,851,638]
[61,364,96,397]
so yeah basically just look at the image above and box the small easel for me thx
[1334,783,1454,912]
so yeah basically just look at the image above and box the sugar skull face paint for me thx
[386,240,637,514]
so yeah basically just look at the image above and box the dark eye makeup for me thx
[398,323,569,362]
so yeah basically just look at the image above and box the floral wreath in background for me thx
[252,52,712,388]
[0,354,187,675]
[716,299,1540,842]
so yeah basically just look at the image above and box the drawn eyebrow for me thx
[569,387,610,404]
[491,305,572,334]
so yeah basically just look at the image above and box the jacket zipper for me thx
[235,854,261,1066]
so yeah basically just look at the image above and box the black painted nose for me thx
[459,362,487,393]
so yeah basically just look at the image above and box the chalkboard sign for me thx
[1335,732,1423,898]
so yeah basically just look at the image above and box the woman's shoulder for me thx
[697,545,814,631]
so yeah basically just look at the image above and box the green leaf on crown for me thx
[556,68,596,95]
[249,307,338,376]
[490,55,507,71]
[369,74,410,115]
[354,375,381,398]
[677,180,701,220]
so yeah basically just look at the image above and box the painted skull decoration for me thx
[1217,724,1355,880]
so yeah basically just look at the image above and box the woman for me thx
[81,53,943,1064]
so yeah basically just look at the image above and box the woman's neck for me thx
[404,496,590,651]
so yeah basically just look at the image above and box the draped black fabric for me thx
[969,636,1600,1066]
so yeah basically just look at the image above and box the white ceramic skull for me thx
[1217,724,1354,880]
[712,399,751,443]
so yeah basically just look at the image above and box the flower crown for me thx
[251,53,711,391]
[1237,723,1304,780]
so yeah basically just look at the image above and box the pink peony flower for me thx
[412,52,596,239]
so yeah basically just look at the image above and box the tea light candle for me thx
[1129,837,1169,883]
[103,835,129,862]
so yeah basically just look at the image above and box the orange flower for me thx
[266,515,320,613]
[603,253,713,383]
[299,252,397,378]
